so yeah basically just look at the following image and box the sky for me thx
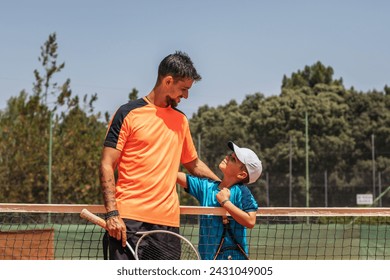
[1,0,389,118]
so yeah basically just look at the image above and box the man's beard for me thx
[166,96,178,108]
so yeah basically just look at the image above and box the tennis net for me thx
[1,204,389,260]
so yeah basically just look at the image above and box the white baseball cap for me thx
[228,141,262,184]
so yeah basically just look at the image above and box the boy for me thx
[177,141,262,260]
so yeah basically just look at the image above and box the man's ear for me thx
[163,75,173,86]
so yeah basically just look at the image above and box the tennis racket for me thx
[80,208,200,260]
[213,216,249,260]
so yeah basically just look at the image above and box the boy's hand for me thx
[217,188,230,204]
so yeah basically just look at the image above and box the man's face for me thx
[165,78,193,108]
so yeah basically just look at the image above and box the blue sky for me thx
[1,0,389,118]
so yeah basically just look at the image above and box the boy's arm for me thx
[223,203,257,229]
[216,188,257,228]
[176,172,188,189]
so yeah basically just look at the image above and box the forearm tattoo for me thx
[100,167,117,210]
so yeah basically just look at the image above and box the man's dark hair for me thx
[157,51,202,82]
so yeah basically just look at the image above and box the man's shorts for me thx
[107,218,180,260]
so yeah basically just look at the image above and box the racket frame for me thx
[213,216,249,260]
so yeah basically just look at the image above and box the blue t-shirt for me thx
[185,174,258,260]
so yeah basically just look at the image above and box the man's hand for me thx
[106,216,127,247]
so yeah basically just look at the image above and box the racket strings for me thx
[213,218,250,260]
[135,231,198,260]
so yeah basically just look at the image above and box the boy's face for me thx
[219,152,247,182]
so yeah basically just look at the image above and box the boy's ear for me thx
[237,170,248,182]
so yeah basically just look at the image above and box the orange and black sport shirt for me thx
[104,97,197,227]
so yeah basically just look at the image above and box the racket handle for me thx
[80,208,136,258]
[80,208,107,230]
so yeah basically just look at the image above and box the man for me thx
[100,51,219,259]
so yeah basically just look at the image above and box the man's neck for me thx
[146,90,168,108]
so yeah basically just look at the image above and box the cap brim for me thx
[227,141,246,164]
[227,141,235,151]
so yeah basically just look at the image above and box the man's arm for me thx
[100,147,120,212]
[99,146,127,247]
[182,158,220,181]
[176,172,188,189]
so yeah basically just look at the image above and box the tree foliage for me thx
[189,62,390,207]
[0,33,107,203]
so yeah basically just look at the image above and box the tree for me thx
[129,88,139,101]
[0,33,107,203]
[0,91,51,202]
[188,61,390,207]
[281,61,343,89]
[190,100,250,171]
[52,106,106,203]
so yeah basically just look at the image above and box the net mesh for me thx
[0,211,104,260]
[1,204,389,260]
